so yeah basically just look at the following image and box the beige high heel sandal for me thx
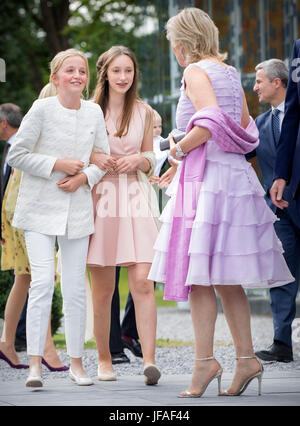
[178,356,223,398]
[220,356,264,396]
[97,365,117,381]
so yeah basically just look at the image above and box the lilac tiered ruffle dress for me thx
[148,60,293,300]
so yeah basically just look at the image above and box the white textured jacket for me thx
[8,96,110,239]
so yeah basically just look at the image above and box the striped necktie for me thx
[272,108,281,145]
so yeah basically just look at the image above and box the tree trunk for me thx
[40,0,70,56]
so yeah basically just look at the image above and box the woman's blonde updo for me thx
[166,7,227,64]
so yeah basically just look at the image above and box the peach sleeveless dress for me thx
[87,102,158,267]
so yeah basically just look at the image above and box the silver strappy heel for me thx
[178,356,223,398]
[220,356,264,396]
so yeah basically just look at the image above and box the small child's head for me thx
[49,48,90,98]
[153,109,162,137]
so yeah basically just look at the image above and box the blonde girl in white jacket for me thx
[8,49,110,388]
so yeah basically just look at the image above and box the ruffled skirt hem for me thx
[148,157,294,289]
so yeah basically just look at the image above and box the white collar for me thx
[7,132,17,145]
[271,101,285,113]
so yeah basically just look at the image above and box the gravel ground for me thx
[1,308,300,382]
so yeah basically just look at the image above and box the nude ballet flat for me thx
[97,365,117,381]
[143,364,161,385]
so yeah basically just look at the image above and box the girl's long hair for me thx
[94,46,140,137]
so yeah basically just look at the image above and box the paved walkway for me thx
[1,370,299,406]
[1,306,300,407]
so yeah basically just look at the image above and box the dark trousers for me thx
[271,208,300,347]
[109,267,138,353]
[297,196,300,218]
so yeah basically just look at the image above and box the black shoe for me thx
[255,341,293,363]
[121,335,143,358]
[14,337,27,352]
[111,352,130,365]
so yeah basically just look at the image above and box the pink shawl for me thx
[164,106,259,301]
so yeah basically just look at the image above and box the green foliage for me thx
[51,285,63,336]
[0,269,63,335]
[0,0,171,119]
[67,0,170,103]
[54,335,192,350]
[119,267,176,309]
[0,1,51,112]
[0,244,63,334]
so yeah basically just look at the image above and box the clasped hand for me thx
[53,158,87,193]
[157,158,178,188]
[91,152,141,174]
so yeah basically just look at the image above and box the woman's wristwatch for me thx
[175,143,187,157]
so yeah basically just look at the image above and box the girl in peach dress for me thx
[87,46,161,385]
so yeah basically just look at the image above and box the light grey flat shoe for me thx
[69,368,93,386]
[26,375,43,388]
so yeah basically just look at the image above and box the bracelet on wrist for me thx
[175,143,187,158]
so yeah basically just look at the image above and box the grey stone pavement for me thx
[1,300,300,407]
[1,370,299,407]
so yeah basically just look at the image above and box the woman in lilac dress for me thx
[149,8,293,398]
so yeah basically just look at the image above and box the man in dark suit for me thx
[251,59,300,362]
[270,39,300,214]
[0,104,22,203]
[0,103,26,351]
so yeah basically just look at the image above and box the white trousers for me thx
[24,231,89,358]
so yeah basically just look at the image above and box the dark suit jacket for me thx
[250,109,300,225]
[274,39,300,199]
[0,142,12,239]
[0,142,11,200]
